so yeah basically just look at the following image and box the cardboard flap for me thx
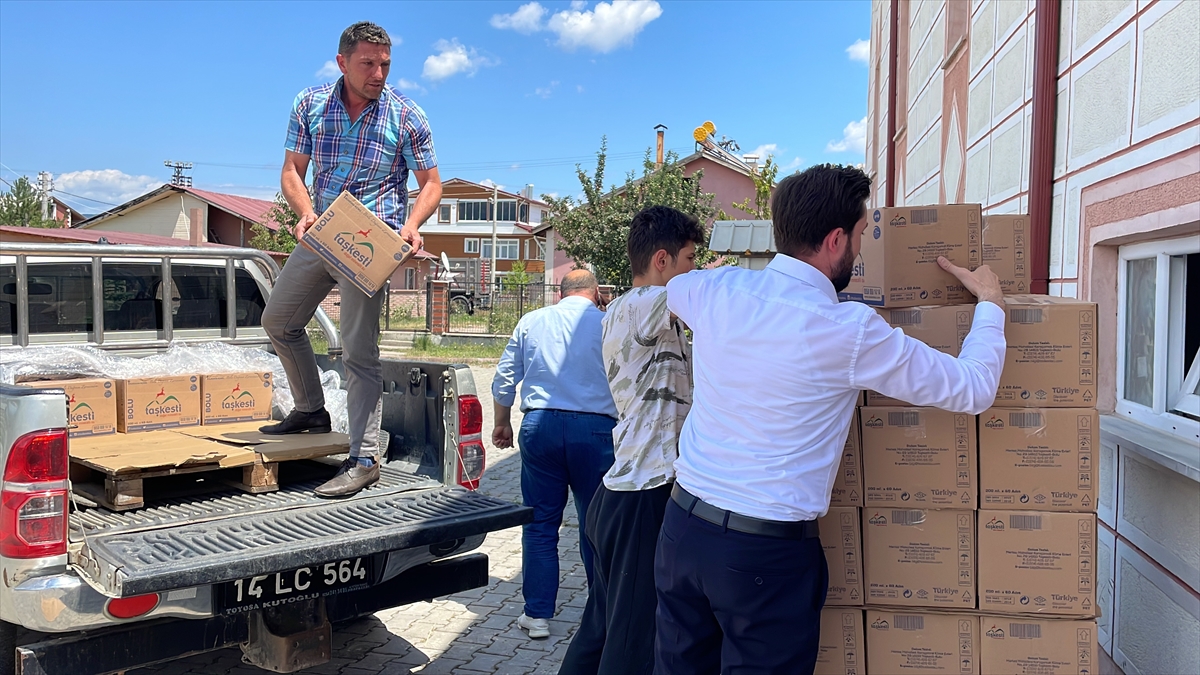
[70,430,231,473]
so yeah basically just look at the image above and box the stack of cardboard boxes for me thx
[35,372,273,437]
[817,210,1098,675]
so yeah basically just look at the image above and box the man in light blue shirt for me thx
[492,269,617,640]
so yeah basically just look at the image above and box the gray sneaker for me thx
[314,458,380,498]
[517,613,550,639]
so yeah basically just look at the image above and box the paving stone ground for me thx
[132,364,582,675]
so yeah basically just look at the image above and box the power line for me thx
[53,190,119,207]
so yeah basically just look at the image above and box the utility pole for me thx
[37,171,53,220]
[164,160,193,188]
[490,184,499,294]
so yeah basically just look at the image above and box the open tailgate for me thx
[71,466,531,597]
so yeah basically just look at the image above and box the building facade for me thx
[865,1,1199,671]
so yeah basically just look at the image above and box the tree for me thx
[248,192,299,253]
[731,155,780,220]
[541,137,731,287]
[0,176,60,228]
[502,261,531,290]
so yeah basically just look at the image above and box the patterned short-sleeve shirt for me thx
[601,286,693,491]
[285,79,437,230]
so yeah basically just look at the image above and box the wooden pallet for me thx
[69,422,349,511]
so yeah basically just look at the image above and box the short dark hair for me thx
[339,22,391,57]
[771,164,872,257]
[628,206,706,276]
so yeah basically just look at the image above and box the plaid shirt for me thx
[285,78,437,230]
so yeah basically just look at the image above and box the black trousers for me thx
[559,483,672,675]
[653,499,828,675]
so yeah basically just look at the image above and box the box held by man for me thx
[302,191,415,296]
[840,204,983,308]
[864,305,975,406]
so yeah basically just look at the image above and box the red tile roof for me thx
[0,225,236,248]
[185,187,279,230]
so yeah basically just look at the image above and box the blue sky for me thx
[0,0,870,214]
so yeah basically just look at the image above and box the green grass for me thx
[409,333,505,361]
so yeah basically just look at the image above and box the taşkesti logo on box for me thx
[984,416,1004,429]
[985,625,1006,639]
[333,229,375,266]
[864,415,883,428]
[68,394,95,423]
[984,517,1006,531]
[146,386,182,416]
[221,383,257,410]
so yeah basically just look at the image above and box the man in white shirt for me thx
[559,206,705,675]
[655,164,1006,674]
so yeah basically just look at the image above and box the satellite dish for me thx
[440,251,452,271]
[703,120,716,135]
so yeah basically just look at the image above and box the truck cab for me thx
[0,242,530,675]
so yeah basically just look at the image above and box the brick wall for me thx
[317,288,429,323]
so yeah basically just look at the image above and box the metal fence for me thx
[446,282,550,335]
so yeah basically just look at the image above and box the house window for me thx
[438,204,451,223]
[404,267,417,290]
[1117,237,1200,438]
[464,238,480,254]
[458,201,490,221]
[481,239,520,260]
[519,203,529,223]
[526,238,546,261]
[496,201,517,222]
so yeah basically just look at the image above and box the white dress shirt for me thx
[666,254,1006,522]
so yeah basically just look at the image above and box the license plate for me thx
[218,557,374,613]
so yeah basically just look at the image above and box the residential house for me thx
[78,184,278,247]
[534,127,764,286]
[864,1,1199,672]
[49,197,88,228]
[409,178,550,289]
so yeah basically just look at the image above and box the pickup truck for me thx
[0,242,531,675]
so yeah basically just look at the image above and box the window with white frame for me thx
[458,201,490,221]
[526,238,546,261]
[1117,236,1200,438]
[481,239,519,260]
[438,204,451,223]
[496,201,517,222]
[404,267,417,290]
[464,238,480,254]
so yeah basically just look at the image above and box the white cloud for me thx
[423,39,496,80]
[745,143,780,161]
[846,39,870,63]
[548,0,663,53]
[395,77,427,94]
[533,80,560,98]
[490,2,548,34]
[491,1,662,53]
[783,156,804,171]
[576,84,585,93]
[826,116,868,154]
[56,169,161,205]
[479,178,506,190]
[510,164,521,170]
[315,60,341,80]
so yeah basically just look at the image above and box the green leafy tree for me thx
[731,155,780,219]
[0,176,60,228]
[248,192,299,253]
[541,137,732,286]
[502,261,531,290]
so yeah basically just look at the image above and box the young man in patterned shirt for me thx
[559,206,706,675]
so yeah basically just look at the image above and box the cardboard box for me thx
[863,508,975,608]
[816,608,865,675]
[820,507,864,606]
[865,305,975,406]
[996,296,1098,407]
[866,610,980,675]
[980,616,1097,675]
[37,378,117,437]
[831,409,864,507]
[978,511,1096,616]
[982,214,1031,295]
[301,191,415,297]
[861,407,977,509]
[840,204,983,308]
[980,408,1098,511]
[116,375,200,433]
[201,372,273,425]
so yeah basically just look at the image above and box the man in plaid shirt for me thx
[260,21,443,498]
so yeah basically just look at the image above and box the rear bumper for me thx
[16,553,490,675]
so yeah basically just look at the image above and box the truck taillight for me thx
[2,429,69,558]
[457,395,485,490]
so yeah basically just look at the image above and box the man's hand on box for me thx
[294,212,318,239]
[400,224,424,252]
[938,256,1004,306]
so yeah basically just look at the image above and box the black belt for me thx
[671,484,820,540]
